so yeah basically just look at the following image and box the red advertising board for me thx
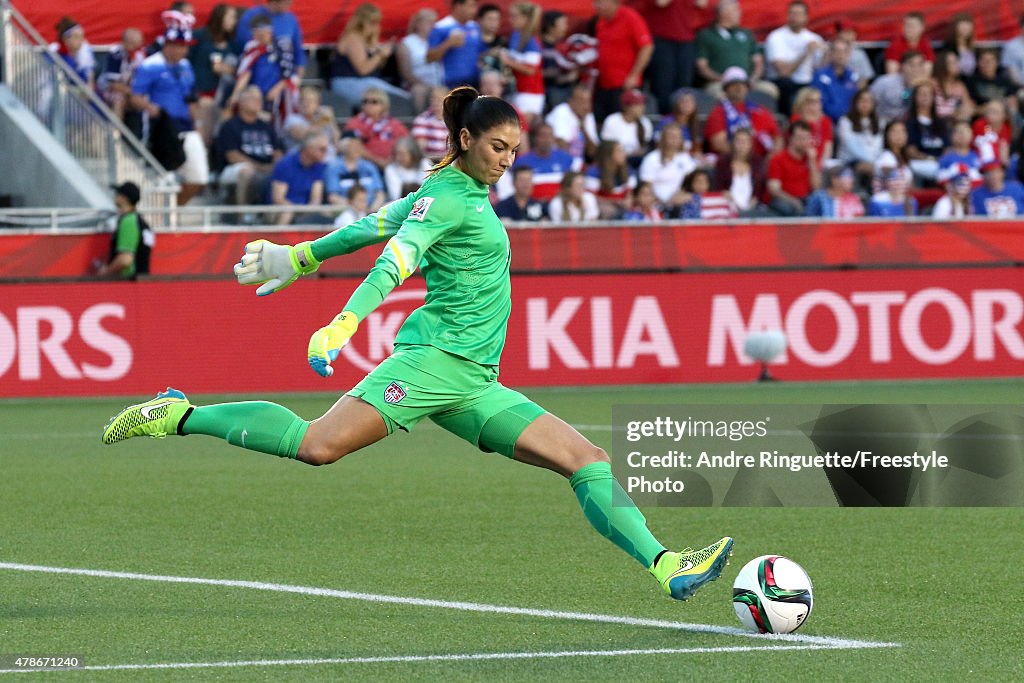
[2,268,1022,398]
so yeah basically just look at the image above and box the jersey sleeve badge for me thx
[409,196,435,221]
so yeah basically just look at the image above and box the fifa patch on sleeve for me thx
[384,382,407,404]
[409,197,435,221]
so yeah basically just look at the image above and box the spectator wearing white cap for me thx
[704,67,781,158]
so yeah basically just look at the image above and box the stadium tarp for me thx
[17,0,1022,47]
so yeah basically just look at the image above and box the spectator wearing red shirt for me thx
[972,99,1012,168]
[705,67,781,158]
[593,0,653,124]
[766,119,820,215]
[790,87,833,165]
[344,87,411,168]
[884,12,934,76]
[637,0,709,115]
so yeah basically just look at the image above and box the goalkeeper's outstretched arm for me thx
[234,193,416,296]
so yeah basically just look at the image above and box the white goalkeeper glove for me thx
[307,312,359,378]
[234,239,320,296]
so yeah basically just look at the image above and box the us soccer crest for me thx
[409,196,434,221]
[384,382,407,404]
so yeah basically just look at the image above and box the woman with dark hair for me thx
[678,169,737,220]
[49,16,96,89]
[904,81,949,183]
[932,48,974,124]
[836,88,883,182]
[656,89,701,154]
[941,12,977,76]
[712,128,767,216]
[189,3,239,144]
[584,140,637,218]
[103,86,732,604]
[874,119,915,191]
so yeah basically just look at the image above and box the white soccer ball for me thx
[743,330,787,363]
[732,555,813,634]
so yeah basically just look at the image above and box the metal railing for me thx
[0,1,178,222]
[0,204,372,232]
[0,203,981,234]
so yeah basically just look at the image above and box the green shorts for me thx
[347,344,546,457]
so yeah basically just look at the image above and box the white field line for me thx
[0,562,898,651]
[0,644,887,675]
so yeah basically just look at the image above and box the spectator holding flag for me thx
[231,15,298,129]
[236,0,306,79]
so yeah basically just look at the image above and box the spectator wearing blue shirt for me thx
[428,0,484,88]
[236,0,306,76]
[132,13,209,205]
[231,15,287,105]
[269,132,330,225]
[805,165,865,218]
[324,133,386,211]
[971,161,1024,217]
[868,169,918,217]
[811,37,859,123]
[938,120,981,173]
[508,122,577,203]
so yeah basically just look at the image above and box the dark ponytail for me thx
[429,86,522,175]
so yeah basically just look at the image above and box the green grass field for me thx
[3,380,1023,681]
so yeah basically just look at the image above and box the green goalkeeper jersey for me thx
[312,164,512,367]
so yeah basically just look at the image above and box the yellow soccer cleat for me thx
[101,388,192,445]
[650,536,734,601]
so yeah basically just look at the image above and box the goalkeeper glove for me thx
[307,312,359,378]
[234,240,320,296]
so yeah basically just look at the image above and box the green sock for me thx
[570,461,667,568]
[181,402,309,459]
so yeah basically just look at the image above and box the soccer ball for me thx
[732,555,813,634]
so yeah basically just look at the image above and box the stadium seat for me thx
[749,89,778,113]
[692,89,719,118]
[324,90,355,120]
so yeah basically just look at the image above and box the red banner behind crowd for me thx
[2,268,1022,398]
[16,0,1021,47]
[3,220,1024,279]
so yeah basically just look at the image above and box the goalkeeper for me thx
[102,86,732,602]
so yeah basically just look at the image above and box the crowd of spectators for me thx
[44,0,1024,223]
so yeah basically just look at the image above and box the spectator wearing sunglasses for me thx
[344,87,411,168]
